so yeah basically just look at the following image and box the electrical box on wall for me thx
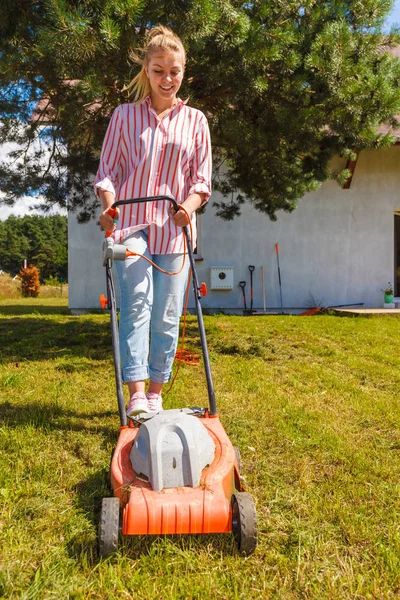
[210,267,234,290]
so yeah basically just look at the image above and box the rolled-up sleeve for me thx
[94,106,122,198]
[188,117,212,202]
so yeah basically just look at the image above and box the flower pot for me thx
[384,293,394,303]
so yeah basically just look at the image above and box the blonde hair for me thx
[126,26,186,104]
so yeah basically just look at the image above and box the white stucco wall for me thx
[68,145,400,311]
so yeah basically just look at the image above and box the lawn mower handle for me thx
[108,195,217,417]
[112,195,179,214]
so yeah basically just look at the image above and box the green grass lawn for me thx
[1,298,400,599]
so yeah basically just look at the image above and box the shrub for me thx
[0,273,21,299]
[44,275,61,286]
[19,265,40,297]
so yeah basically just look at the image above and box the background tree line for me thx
[0,214,68,282]
[1,1,400,221]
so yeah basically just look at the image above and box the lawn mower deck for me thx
[113,411,240,534]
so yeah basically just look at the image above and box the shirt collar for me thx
[144,95,188,109]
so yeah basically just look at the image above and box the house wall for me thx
[68,145,400,312]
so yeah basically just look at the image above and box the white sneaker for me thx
[126,392,148,417]
[146,392,163,412]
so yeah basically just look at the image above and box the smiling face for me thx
[145,50,184,109]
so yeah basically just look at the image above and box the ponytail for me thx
[125,69,151,104]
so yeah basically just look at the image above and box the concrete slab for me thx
[334,307,400,316]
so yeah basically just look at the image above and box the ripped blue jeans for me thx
[115,229,190,384]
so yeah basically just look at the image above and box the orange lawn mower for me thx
[99,196,258,558]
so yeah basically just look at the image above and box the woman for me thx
[95,26,212,416]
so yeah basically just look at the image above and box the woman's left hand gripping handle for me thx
[100,206,119,237]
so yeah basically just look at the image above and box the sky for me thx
[0,141,43,220]
[385,0,400,29]
[1,2,400,220]
[0,142,67,220]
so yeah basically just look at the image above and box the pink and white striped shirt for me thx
[95,96,212,254]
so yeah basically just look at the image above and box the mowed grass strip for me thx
[1,299,400,599]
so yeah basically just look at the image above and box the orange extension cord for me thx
[115,205,200,392]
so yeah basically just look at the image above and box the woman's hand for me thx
[169,205,191,227]
[169,193,205,227]
[100,206,120,233]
